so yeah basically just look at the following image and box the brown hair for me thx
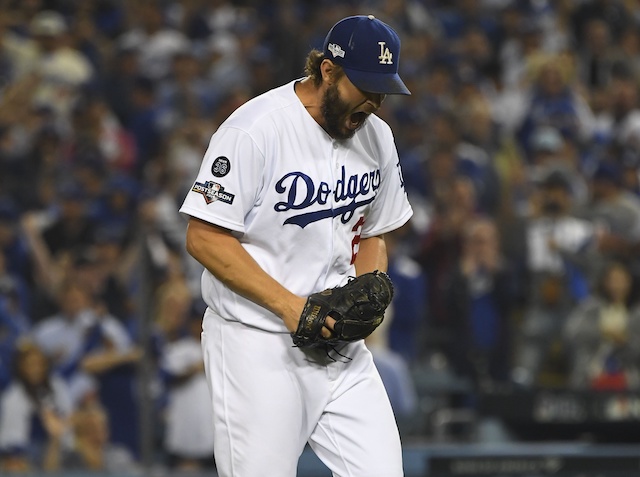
[13,339,53,402]
[303,49,344,86]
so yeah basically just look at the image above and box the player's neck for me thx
[295,78,325,129]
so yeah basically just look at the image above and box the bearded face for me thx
[321,83,356,140]
[320,82,370,140]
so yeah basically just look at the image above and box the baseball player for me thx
[180,15,413,477]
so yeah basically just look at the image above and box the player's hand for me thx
[322,316,336,339]
[281,295,335,338]
[290,271,393,348]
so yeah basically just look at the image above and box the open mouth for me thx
[348,112,368,130]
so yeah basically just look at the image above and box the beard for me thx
[320,83,365,140]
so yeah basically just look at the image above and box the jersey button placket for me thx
[331,143,342,270]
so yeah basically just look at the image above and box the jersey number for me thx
[351,216,365,264]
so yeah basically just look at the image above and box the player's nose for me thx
[366,93,385,110]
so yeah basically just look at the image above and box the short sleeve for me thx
[179,126,265,234]
[361,137,412,238]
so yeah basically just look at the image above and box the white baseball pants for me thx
[201,309,403,477]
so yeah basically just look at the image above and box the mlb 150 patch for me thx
[192,180,235,205]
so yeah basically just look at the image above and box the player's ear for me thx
[320,59,337,85]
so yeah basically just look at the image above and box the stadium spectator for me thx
[571,0,631,45]
[30,274,142,462]
[75,307,142,460]
[364,306,419,432]
[601,64,640,155]
[156,286,215,471]
[102,45,140,129]
[40,182,97,261]
[0,263,30,392]
[0,13,37,84]
[127,75,163,178]
[443,217,518,387]
[27,10,94,121]
[0,201,30,299]
[30,279,101,389]
[512,169,598,387]
[498,11,544,92]
[157,48,218,132]
[385,226,427,365]
[579,161,640,269]
[575,18,617,90]
[516,54,595,162]
[0,340,73,472]
[527,126,590,206]
[67,94,136,174]
[416,175,480,338]
[64,401,138,473]
[117,1,189,82]
[564,261,640,390]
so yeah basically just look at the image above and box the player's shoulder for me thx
[220,81,300,134]
[357,113,395,156]
[364,113,393,137]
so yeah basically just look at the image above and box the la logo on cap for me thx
[378,42,393,65]
[322,15,411,95]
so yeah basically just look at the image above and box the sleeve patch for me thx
[211,156,231,177]
[192,181,235,205]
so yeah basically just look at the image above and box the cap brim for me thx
[343,68,411,95]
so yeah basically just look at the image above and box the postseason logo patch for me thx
[192,180,235,205]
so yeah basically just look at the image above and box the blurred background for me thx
[2,0,640,476]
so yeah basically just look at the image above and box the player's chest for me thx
[266,139,381,225]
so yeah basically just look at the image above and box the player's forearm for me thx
[185,218,305,328]
[354,235,387,275]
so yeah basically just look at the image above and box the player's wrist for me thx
[268,292,305,330]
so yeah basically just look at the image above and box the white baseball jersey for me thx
[179,79,412,332]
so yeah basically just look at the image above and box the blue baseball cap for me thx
[323,15,411,96]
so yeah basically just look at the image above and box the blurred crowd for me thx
[2,0,640,472]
